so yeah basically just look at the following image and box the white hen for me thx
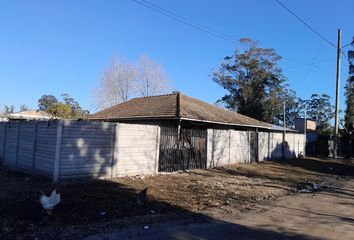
[40,189,61,215]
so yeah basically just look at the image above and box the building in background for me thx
[7,110,55,121]
[295,118,318,156]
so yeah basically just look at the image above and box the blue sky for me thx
[0,0,353,115]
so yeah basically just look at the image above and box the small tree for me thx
[38,95,59,114]
[38,94,85,119]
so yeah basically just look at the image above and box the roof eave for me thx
[88,115,179,121]
[180,117,272,130]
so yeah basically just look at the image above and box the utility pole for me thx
[334,29,341,159]
[304,104,307,157]
[282,102,286,160]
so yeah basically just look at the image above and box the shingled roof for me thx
[90,92,272,129]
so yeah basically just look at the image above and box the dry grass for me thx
[1,157,353,239]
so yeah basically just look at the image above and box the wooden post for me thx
[155,126,161,174]
[53,121,63,183]
[14,122,21,169]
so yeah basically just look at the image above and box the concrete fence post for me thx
[32,122,38,171]
[248,131,251,163]
[111,123,118,179]
[155,126,161,174]
[53,121,63,183]
[228,130,231,164]
[2,122,7,162]
[14,122,21,169]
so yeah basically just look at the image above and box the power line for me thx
[131,0,238,44]
[274,0,336,49]
[297,44,323,90]
[274,1,350,71]
[132,0,346,71]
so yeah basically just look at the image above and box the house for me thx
[0,92,304,182]
[90,92,304,171]
[89,91,272,129]
[295,118,318,155]
[7,110,54,121]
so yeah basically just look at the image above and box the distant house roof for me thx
[90,92,274,129]
[271,125,298,133]
[8,110,54,120]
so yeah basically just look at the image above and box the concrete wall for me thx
[207,129,230,167]
[230,130,250,164]
[207,129,305,166]
[207,129,251,167]
[258,131,270,161]
[59,121,116,180]
[0,121,160,181]
[0,121,58,177]
[0,121,305,181]
[115,123,160,177]
[269,132,283,160]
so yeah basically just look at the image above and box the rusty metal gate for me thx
[158,126,207,172]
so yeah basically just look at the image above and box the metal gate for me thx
[158,126,207,172]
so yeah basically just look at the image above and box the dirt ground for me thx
[87,178,354,240]
[1,157,354,240]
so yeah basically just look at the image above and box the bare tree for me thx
[93,56,136,109]
[0,105,15,117]
[135,55,172,97]
[93,55,173,110]
[20,104,29,111]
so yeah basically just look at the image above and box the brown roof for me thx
[90,92,272,129]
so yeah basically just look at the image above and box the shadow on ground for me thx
[274,157,354,177]
[92,220,323,240]
[0,163,324,240]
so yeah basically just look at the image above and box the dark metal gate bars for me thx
[158,126,207,172]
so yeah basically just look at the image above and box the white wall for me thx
[207,129,306,167]
[269,132,283,160]
[115,123,160,177]
[0,121,58,177]
[230,130,250,163]
[0,121,161,181]
[59,121,115,180]
[207,129,252,167]
[258,131,270,161]
[0,120,306,181]
[207,129,230,167]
